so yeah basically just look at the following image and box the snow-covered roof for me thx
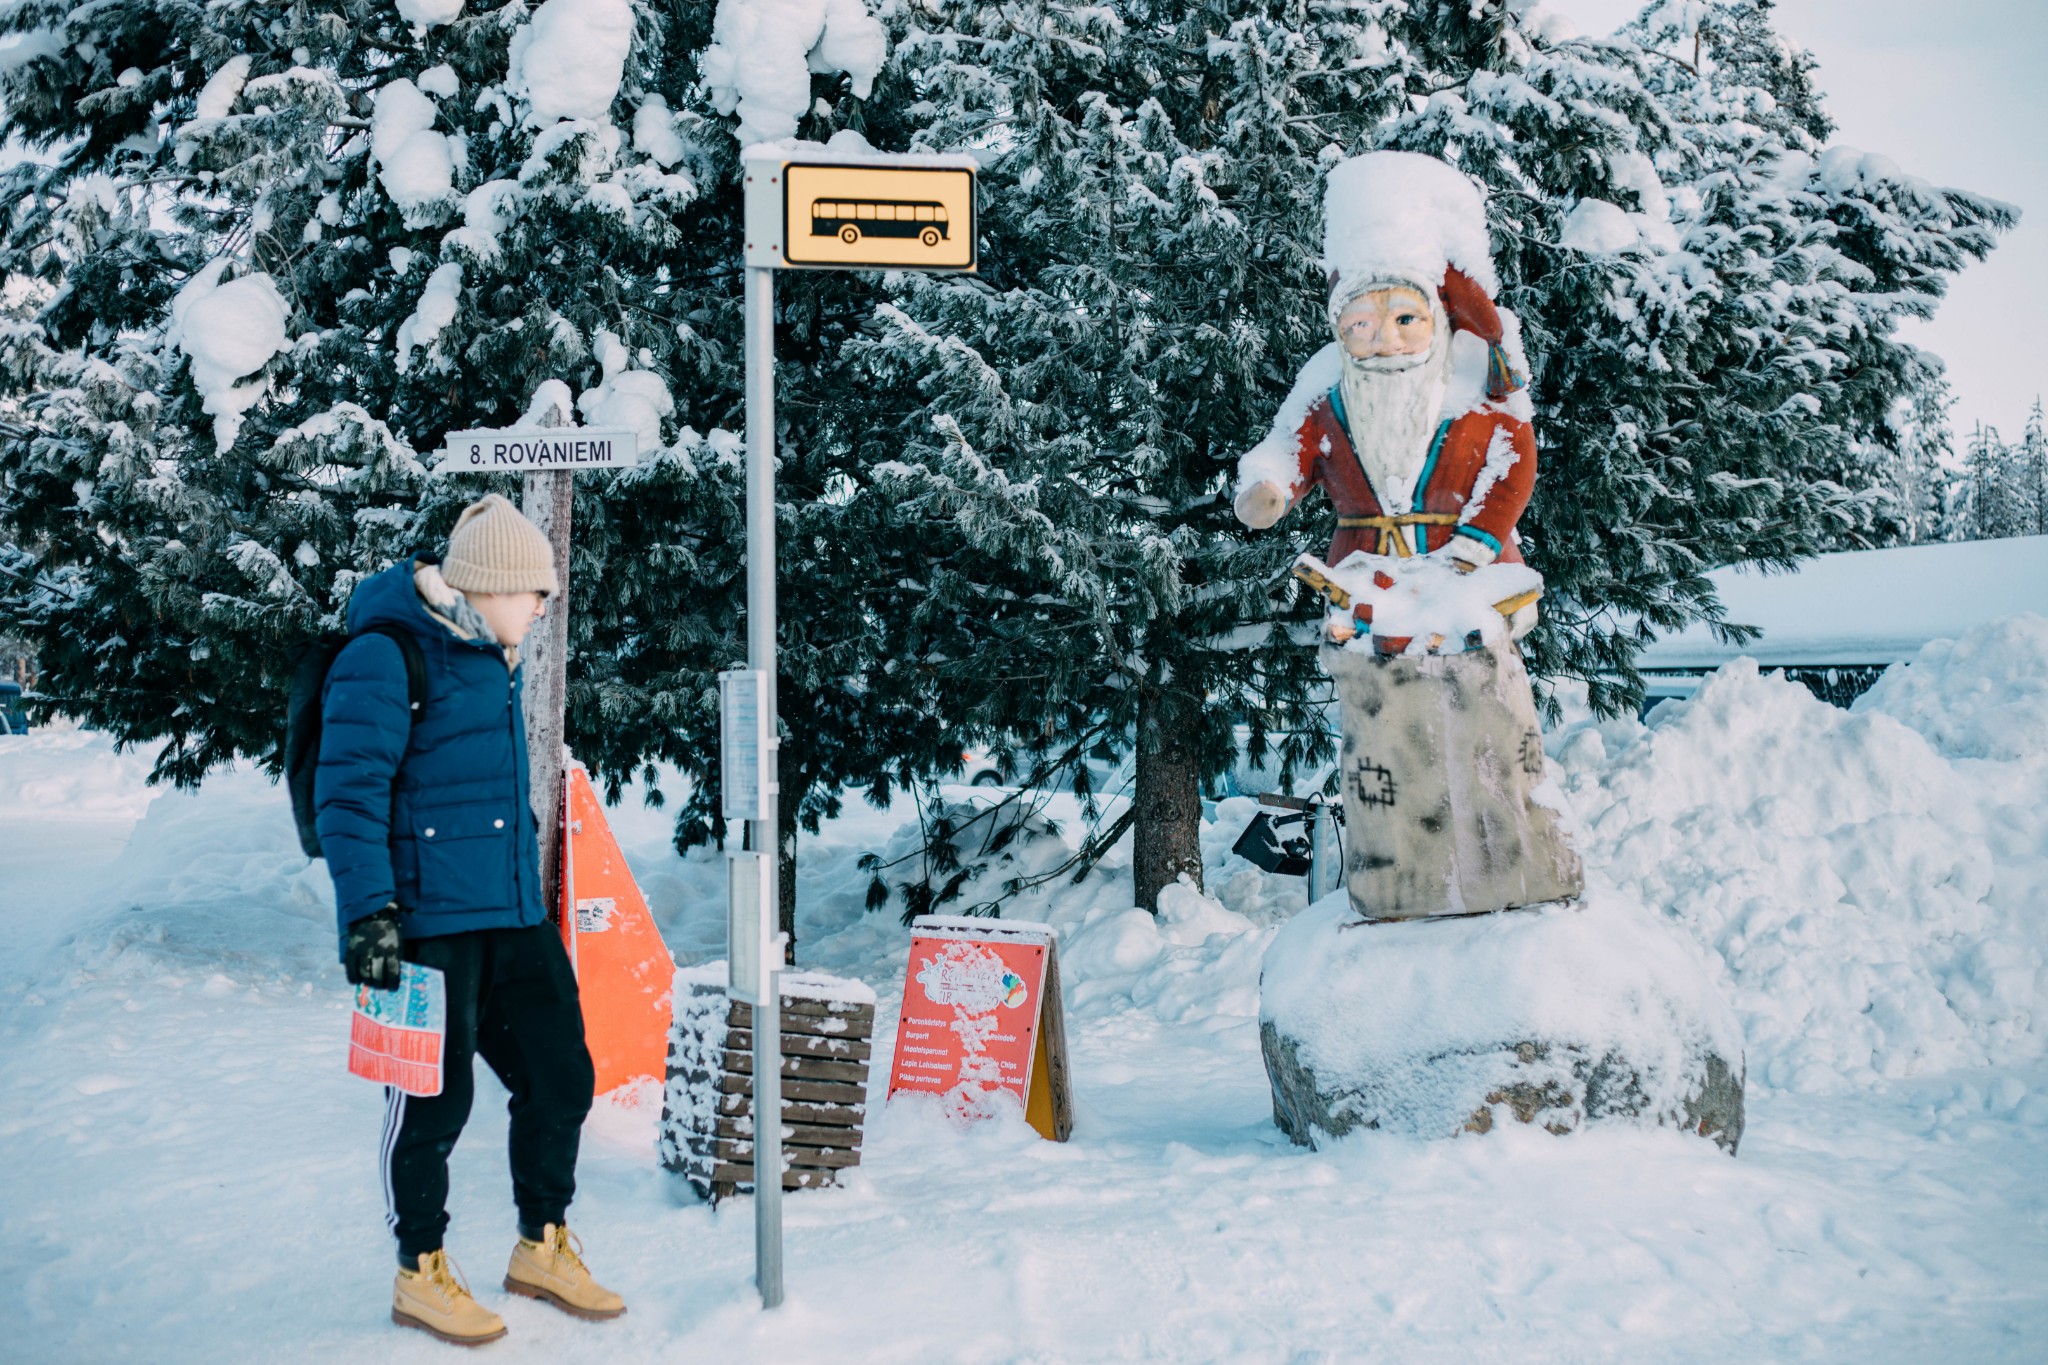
[1638,535,2048,669]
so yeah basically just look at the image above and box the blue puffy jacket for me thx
[314,559,546,951]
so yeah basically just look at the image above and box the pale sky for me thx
[1553,0,2047,443]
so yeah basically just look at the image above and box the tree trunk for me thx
[1132,683,1203,912]
[521,466,573,919]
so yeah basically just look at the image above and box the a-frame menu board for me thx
[886,915,1072,1141]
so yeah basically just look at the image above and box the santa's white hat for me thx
[1322,152,1521,401]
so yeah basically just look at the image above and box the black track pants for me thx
[379,924,595,1261]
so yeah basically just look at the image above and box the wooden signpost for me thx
[886,915,1073,1142]
[428,407,638,917]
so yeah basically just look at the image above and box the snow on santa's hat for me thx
[1321,151,1522,402]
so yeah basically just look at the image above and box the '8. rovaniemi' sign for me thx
[431,427,640,473]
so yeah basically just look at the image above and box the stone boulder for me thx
[1260,891,1746,1152]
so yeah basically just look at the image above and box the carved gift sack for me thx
[1324,642,1581,920]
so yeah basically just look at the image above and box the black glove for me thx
[344,905,404,990]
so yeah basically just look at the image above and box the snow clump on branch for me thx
[701,0,887,146]
[578,329,673,451]
[508,0,636,124]
[395,263,462,374]
[169,261,290,452]
[396,0,466,35]
[372,79,454,214]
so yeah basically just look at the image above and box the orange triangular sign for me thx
[559,763,675,1096]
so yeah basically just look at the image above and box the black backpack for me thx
[285,625,428,858]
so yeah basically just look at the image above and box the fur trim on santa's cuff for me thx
[1453,525,1501,553]
[1446,527,1501,566]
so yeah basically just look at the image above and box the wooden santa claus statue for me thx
[1236,151,1579,922]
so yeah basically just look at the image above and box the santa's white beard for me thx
[1339,339,1451,515]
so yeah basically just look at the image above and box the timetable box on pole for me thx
[719,667,773,824]
[726,851,773,1006]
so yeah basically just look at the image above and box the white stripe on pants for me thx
[380,1085,408,1238]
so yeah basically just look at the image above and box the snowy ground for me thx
[4,619,2048,1361]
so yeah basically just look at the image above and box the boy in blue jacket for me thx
[316,494,622,1345]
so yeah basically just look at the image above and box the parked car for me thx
[1217,705,1341,802]
[0,681,25,734]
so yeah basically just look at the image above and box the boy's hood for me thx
[343,559,443,639]
[343,559,511,666]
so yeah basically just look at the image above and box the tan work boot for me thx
[503,1223,626,1320]
[394,1249,508,1346]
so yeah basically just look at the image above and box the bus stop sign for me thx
[743,146,977,274]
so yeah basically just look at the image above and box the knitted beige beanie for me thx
[440,494,560,596]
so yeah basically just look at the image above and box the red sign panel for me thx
[888,930,1049,1120]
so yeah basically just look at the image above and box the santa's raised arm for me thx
[1236,152,1537,581]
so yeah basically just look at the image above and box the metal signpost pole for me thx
[1308,803,1338,903]
[729,142,975,1313]
[744,262,784,1310]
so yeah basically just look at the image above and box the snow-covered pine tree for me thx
[0,0,723,783]
[1447,0,2010,709]
[832,0,1440,910]
[0,0,984,958]
[2023,400,2048,537]
[1959,422,2035,541]
[1881,368,1955,545]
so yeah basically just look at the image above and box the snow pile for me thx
[1316,551,1541,654]
[700,0,888,146]
[371,79,454,213]
[578,329,673,449]
[168,259,290,451]
[1553,646,2048,1092]
[1261,890,1744,1142]
[1322,151,1498,296]
[1057,881,1272,1024]
[395,261,462,373]
[509,0,635,124]
[1853,613,2048,762]
[0,729,158,822]
[835,793,1288,1028]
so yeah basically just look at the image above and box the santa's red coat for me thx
[1283,388,1537,565]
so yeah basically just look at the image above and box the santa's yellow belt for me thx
[1335,512,1459,558]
